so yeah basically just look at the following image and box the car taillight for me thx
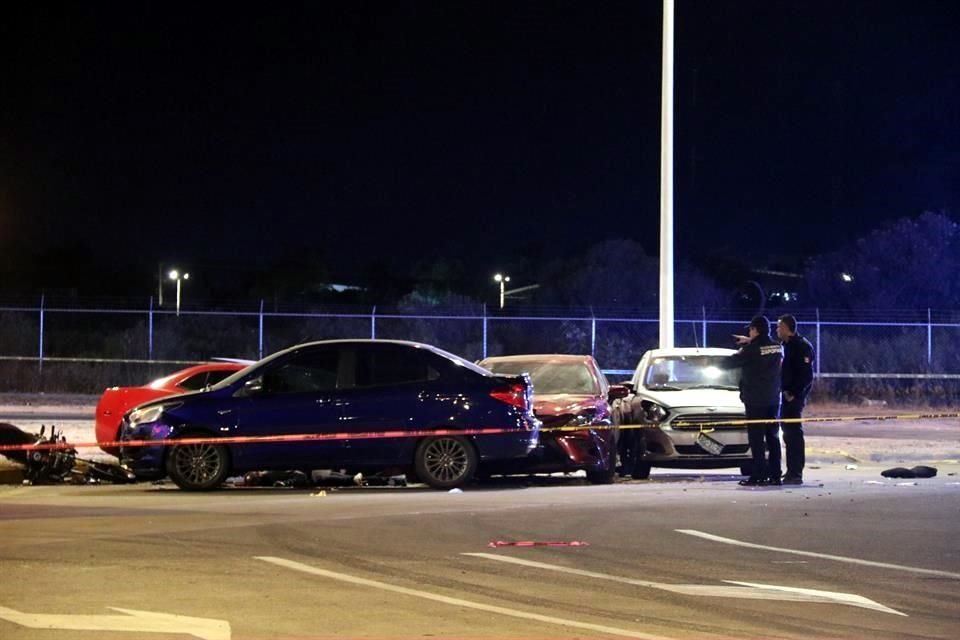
[490,383,528,410]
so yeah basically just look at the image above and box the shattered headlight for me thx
[640,400,668,424]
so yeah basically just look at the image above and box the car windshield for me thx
[482,360,599,395]
[642,355,740,390]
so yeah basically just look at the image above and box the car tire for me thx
[630,463,652,480]
[165,434,231,491]
[414,436,477,489]
[586,446,617,485]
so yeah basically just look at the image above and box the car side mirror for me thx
[236,376,265,398]
[607,384,630,401]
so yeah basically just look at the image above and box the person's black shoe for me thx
[782,475,803,485]
[738,477,763,486]
[761,477,782,486]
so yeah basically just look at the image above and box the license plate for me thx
[696,432,724,455]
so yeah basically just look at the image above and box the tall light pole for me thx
[493,273,510,309]
[659,0,676,349]
[169,269,190,316]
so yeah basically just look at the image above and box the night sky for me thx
[2,1,958,294]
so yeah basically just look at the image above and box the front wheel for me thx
[166,437,231,491]
[414,436,477,489]
[586,445,617,485]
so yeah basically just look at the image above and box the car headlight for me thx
[640,400,668,423]
[128,402,181,427]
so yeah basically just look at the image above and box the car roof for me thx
[481,354,594,364]
[644,347,737,358]
[261,339,493,376]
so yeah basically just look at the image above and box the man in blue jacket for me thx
[777,314,815,485]
[722,316,784,486]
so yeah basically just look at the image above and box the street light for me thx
[169,269,190,316]
[493,273,511,309]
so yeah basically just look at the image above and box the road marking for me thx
[676,529,960,580]
[464,553,905,616]
[0,605,231,640]
[255,556,674,640]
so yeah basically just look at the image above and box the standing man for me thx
[722,316,783,486]
[777,314,815,485]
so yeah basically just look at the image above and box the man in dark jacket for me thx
[777,314,815,485]
[721,315,783,486]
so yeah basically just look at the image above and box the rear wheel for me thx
[630,462,652,480]
[165,435,230,491]
[414,436,477,489]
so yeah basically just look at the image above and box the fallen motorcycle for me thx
[0,422,136,485]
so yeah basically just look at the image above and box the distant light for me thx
[494,273,503,282]
[841,273,854,283]
[168,270,179,280]
[183,273,190,280]
[703,366,722,378]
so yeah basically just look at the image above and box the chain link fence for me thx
[3,299,960,402]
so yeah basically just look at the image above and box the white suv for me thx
[615,347,752,479]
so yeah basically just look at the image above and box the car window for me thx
[643,355,740,389]
[482,360,599,395]
[204,369,235,386]
[263,349,340,395]
[354,345,443,388]
[176,372,210,391]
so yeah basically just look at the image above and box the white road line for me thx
[254,556,674,640]
[676,529,960,580]
[0,606,231,640]
[463,553,906,616]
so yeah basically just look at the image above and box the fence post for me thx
[701,305,707,347]
[927,307,932,369]
[258,299,265,359]
[38,294,45,376]
[590,308,597,357]
[371,306,377,340]
[482,304,488,359]
[148,296,154,360]
[815,308,821,376]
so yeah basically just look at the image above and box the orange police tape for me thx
[1,411,958,454]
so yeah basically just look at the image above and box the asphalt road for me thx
[1,465,958,640]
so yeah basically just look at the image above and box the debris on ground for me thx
[242,469,408,488]
[881,465,938,479]
[845,464,859,470]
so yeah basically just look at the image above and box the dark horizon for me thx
[2,1,958,297]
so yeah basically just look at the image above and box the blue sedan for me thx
[119,340,539,490]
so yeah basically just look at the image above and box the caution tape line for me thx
[0,426,531,453]
[1,412,958,454]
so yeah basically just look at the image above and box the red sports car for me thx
[95,362,247,455]
[478,354,628,483]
